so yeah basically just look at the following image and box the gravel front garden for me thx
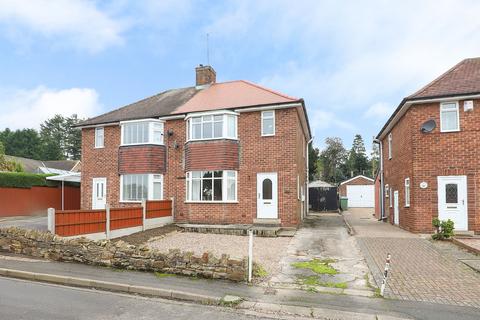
[148,231,292,277]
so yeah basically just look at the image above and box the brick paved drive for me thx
[345,208,480,308]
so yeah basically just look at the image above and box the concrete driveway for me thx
[345,208,480,308]
[0,215,48,231]
[268,212,373,295]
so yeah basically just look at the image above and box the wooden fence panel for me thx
[146,200,172,219]
[55,209,106,237]
[110,207,142,230]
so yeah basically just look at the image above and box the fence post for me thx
[142,199,147,231]
[47,208,55,234]
[380,253,391,296]
[105,204,111,240]
[170,197,175,219]
[248,229,253,282]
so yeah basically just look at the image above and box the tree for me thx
[0,141,24,172]
[308,144,320,181]
[346,134,370,177]
[39,114,83,160]
[319,137,347,184]
[370,141,380,177]
[64,114,82,160]
[0,128,43,159]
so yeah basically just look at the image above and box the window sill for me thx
[405,205,410,208]
[261,133,275,137]
[440,129,460,133]
[186,137,238,143]
[120,143,164,147]
[185,201,239,204]
[119,200,143,204]
[94,146,104,149]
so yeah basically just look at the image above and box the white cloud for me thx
[363,102,395,120]
[0,0,126,52]
[0,86,101,130]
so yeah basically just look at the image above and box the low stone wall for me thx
[0,227,247,281]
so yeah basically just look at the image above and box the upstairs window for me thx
[405,178,410,207]
[95,127,104,148]
[261,110,275,136]
[388,133,392,159]
[121,120,164,146]
[440,102,460,132]
[187,113,237,141]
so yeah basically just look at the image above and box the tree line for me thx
[309,134,379,184]
[0,114,83,161]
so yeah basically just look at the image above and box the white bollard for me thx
[105,204,111,240]
[380,253,391,296]
[248,230,253,282]
[47,208,55,234]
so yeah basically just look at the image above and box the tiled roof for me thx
[78,80,300,126]
[409,58,480,99]
[5,156,80,173]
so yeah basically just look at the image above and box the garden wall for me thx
[0,186,80,217]
[0,227,247,281]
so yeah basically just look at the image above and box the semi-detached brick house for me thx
[76,65,311,228]
[376,58,480,234]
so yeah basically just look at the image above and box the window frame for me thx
[186,111,238,142]
[94,127,104,149]
[120,119,164,146]
[119,174,164,203]
[389,187,393,208]
[261,110,275,136]
[185,170,238,203]
[388,133,392,159]
[405,178,410,207]
[440,102,460,133]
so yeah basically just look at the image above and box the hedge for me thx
[0,172,59,189]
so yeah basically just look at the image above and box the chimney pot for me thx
[195,65,216,87]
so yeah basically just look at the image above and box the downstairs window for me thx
[186,170,237,202]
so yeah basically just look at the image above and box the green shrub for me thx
[432,218,455,240]
[0,172,58,189]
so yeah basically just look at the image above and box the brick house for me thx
[376,58,480,234]
[76,65,311,227]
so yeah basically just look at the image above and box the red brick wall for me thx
[382,99,480,233]
[185,140,239,171]
[118,145,166,174]
[81,108,308,227]
[338,176,374,196]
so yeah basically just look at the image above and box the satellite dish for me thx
[420,119,436,133]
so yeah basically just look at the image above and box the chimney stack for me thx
[195,64,216,87]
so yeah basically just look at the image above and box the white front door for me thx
[92,178,107,209]
[257,173,278,219]
[438,176,468,231]
[346,185,375,207]
[393,190,399,225]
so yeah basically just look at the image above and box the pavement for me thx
[268,212,373,295]
[344,208,480,308]
[0,215,48,231]
[2,251,480,319]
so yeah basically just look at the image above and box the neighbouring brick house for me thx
[77,65,311,227]
[376,58,480,234]
[338,175,374,208]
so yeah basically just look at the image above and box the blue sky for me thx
[1,0,480,153]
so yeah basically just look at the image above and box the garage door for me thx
[346,185,374,207]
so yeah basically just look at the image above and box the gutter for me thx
[373,138,385,221]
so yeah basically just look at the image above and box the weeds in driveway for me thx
[291,258,338,275]
[154,272,175,279]
[253,265,268,278]
[297,275,347,289]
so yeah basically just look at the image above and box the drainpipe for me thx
[306,136,314,218]
[373,138,385,220]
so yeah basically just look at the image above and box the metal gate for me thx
[309,187,338,211]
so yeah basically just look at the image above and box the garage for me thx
[339,175,374,208]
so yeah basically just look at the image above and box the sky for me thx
[1,0,480,153]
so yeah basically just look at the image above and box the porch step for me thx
[455,231,475,237]
[253,218,281,227]
[277,228,296,237]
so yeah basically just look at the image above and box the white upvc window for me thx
[121,119,164,146]
[120,174,163,202]
[440,102,460,132]
[389,187,393,208]
[261,110,275,136]
[186,170,237,202]
[388,133,392,159]
[405,178,410,207]
[95,127,104,148]
[186,112,237,141]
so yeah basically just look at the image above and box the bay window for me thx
[187,112,237,141]
[186,170,237,202]
[121,120,164,145]
[120,174,163,202]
